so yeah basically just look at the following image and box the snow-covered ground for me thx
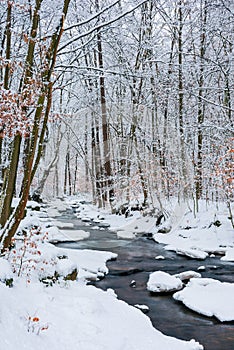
[0,277,203,350]
[0,197,205,350]
[0,196,234,349]
[153,200,234,261]
[0,280,205,350]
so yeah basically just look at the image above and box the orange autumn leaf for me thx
[32,317,39,322]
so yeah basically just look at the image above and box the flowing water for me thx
[55,208,234,350]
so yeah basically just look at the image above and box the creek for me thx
[55,208,234,350]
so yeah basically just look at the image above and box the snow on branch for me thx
[58,0,149,53]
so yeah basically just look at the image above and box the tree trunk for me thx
[0,133,21,227]
[178,0,188,199]
[4,1,12,90]
[195,0,207,208]
[96,0,114,205]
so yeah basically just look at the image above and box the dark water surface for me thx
[55,209,234,350]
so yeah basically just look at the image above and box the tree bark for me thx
[96,0,114,205]
[195,0,207,207]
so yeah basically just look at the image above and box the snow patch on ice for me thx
[173,278,234,322]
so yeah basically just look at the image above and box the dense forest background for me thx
[0,0,233,250]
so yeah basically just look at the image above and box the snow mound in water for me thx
[173,278,234,322]
[147,271,183,293]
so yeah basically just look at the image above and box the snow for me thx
[18,212,41,230]
[57,247,117,280]
[44,225,64,242]
[45,200,69,217]
[173,278,234,322]
[173,271,202,281]
[221,248,234,261]
[81,216,91,222]
[0,280,203,350]
[71,200,156,238]
[155,255,165,260]
[197,266,206,271]
[0,259,13,281]
[0,198,205,350]
[65,196,233,327]
[3,196,234,349]
[154,201,234,260]
[55,258,77,277]
[42,225,90,243]
[147,271,183,293]
[69,198,234,261]
[113,214,156,238]
[60,229,90,241]
[60,197,234,326]
[52,220,74,229]
[134,304,150,313]
[166,246,208,260]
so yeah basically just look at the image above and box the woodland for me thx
[0,0,233,252]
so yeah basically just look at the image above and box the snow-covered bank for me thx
[0,279,203,350]
[65,197,234,262]
[0,198,204,350]
[153,201,234,261]
[67,197,156,239]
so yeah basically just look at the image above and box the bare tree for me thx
[0,0,71,252]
